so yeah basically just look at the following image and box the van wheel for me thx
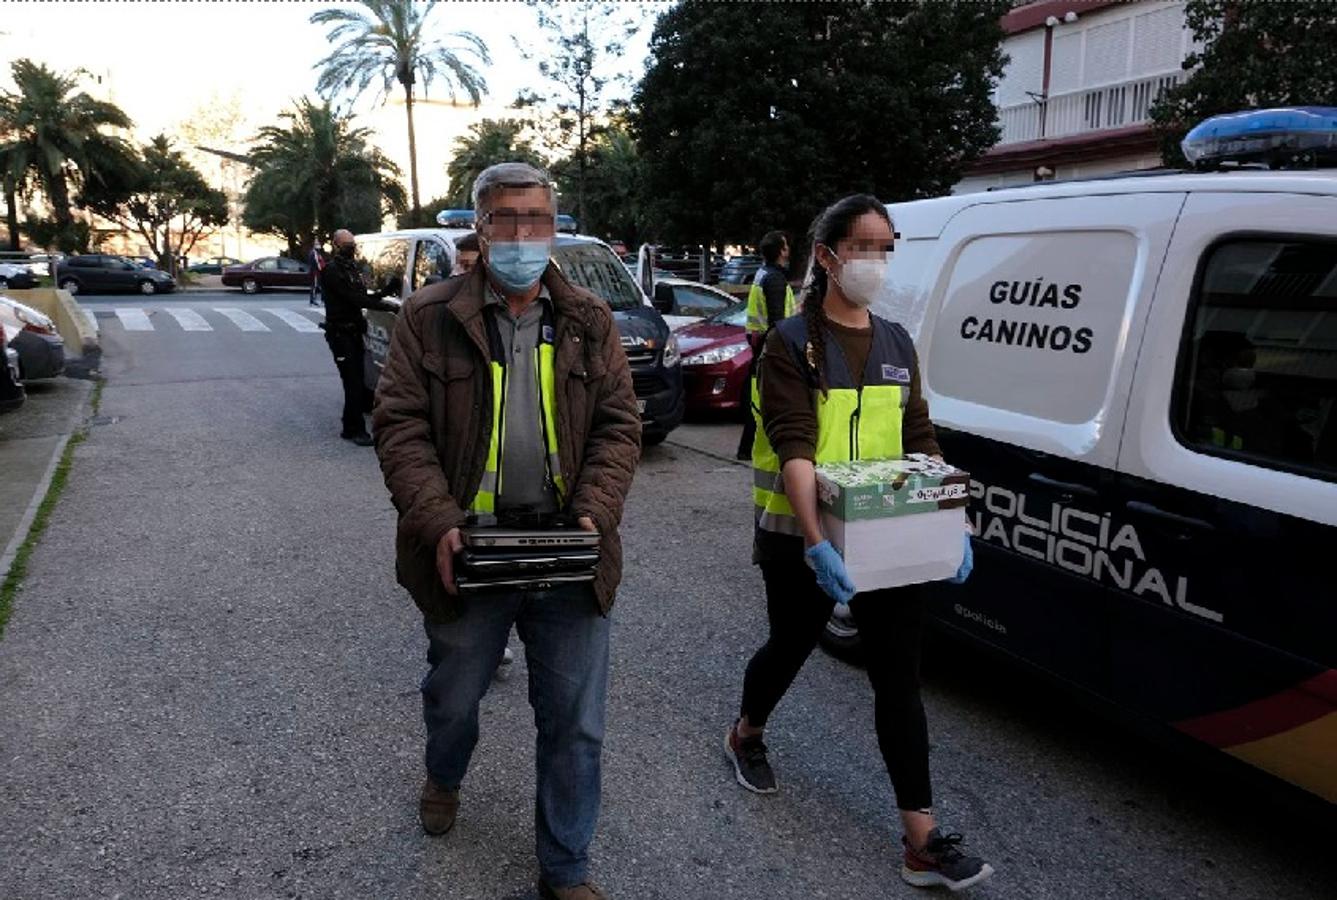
[59,278,80,295]
[139,280,157,295]
[817,610,865,666]
[642,430,668,447]
[242,278,259,294]
[0,277,8,289]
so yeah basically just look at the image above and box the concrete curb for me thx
[663,435,749,468]
[0,375,94,584]
[0,431,73,583]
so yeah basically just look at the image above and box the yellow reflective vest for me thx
[745,266,797,335]
[469,304,567,514]
[753,314,916,536]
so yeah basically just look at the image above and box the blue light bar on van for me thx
[435,208,476,227]
[1182,107,1337,168]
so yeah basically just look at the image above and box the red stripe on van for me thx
[1174,670,1337,748]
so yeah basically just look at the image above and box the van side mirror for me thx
[652,282,675,314]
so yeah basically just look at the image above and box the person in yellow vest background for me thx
[372,162,640,900]
[723,194,992,892]
[737,230,797,459]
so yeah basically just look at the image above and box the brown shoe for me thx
[538,881,608,900]
[418,776,459,836]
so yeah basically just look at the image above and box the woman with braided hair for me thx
[724,194,991,892]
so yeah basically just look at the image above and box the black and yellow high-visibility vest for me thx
[469,303,567,514]
[745,266,797,335]
[753,314,916,536]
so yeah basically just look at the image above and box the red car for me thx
[675,301,752,415]
[221,256,312,293]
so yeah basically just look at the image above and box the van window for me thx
[551,243,642,311]
[357,238,408,297]
[1175,238,1337,480]
[413,239,450,289]
[926,231,1138,425]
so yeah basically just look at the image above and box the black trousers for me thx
[325,326,370,436]
[740,553,933,811]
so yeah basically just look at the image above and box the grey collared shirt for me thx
[486,283,558,516]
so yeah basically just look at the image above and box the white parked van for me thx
[835,163,1337,806]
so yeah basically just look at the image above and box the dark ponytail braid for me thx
[799,258,831,395]
[797,193,893,397]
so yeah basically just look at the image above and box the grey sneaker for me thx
[901,827,993,891]
[724,721,778,794]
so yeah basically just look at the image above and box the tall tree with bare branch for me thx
[310,0,489,218]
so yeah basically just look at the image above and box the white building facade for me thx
[956,0,1197,194]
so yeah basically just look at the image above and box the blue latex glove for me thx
[806,540,856,605]
[948,533,974,584]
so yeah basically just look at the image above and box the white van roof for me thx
[890,169,1337,239]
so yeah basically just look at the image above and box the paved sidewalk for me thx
[0,378,93,580]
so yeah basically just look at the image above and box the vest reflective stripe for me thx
[535,340,567,499]
[468,305,566,515]
[752,315,915,536]
[471,362,506,514]
[745,274,797,334]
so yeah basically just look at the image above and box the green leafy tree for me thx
[553,122,643,246]
[516,0,646,228]
[82,135,229,273]
[311,0,490,218]
[0,59,138,252]
[396,193,455,229]
[632,1,1007,250]
[243,99,407,257]
[1150,1,1337,166]
[444,119,547,208]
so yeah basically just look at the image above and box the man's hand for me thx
[577,516,598,533]
[436,527,464,595]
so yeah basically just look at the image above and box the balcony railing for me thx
[995,70,1186,146]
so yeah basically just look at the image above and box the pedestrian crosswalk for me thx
[97,306,329,335]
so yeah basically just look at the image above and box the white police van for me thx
[354,227,686,444]
[834,109,1337,805]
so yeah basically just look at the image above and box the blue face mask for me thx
[486,239,551,293]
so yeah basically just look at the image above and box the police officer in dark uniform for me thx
[321,229,385,446]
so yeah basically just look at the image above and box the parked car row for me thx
[54,254,176,296]
[221,257,312,293]
[0,293,67,413]
[0,260,40,291]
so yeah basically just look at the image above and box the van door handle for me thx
[1124,501,1216,534]
[1027,472,1098,499]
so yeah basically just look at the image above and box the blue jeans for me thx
[420,583,609,888]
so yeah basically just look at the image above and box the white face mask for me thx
[831,254,889,308]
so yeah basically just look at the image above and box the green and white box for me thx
[815,454,970,592]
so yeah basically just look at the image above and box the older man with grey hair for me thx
[372,162,640,900]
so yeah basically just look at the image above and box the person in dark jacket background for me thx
[320,228,384,446]
[737,230,794,459]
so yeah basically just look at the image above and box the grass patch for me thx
[0,377,103,638]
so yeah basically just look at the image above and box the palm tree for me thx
[0,59,137,247]
[243,98,407,256]
[444,119,547,208]
[311,0,489,218]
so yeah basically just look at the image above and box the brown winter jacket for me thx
[371,262,641,621]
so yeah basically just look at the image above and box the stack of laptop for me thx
[456,515,601,593]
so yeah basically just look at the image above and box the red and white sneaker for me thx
[902,827,994,892]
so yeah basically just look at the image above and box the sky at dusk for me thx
[0,1,661,200]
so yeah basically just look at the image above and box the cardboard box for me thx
[816,454,970,592]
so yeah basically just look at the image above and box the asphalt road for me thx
[0,291,1331,899]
